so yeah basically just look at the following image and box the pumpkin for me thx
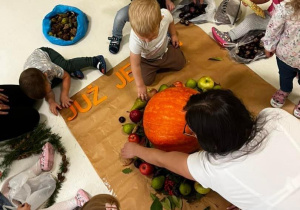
[143,86,200,153]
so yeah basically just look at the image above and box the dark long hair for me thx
[184,89,263,157]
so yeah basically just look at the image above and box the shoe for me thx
[75,189,90,207]
[270,90,290,108]
[212,27,232,47]
[40,142,54,171]
[108,36,122,54]
[293,101,300,118]
[70,70,84,79]
[94,55,106,74]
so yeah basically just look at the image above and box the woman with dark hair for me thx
[0,85,40,141]
[121,89,300,209]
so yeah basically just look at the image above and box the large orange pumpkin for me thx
[143,86,200,153]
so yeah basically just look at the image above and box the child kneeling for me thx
[129,0,186,100]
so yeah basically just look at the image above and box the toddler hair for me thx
[129,0,161,37]
[81,194,120,210]
[19,68,48,99]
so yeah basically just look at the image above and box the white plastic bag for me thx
[173,0,216,23]
[214,0,242,25]
[3,171,56,210]
[228,30,266,64]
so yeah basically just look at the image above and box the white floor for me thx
[0,0,299,207]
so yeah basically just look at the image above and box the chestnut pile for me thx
[237,32,265,60]
[48,12,78,41]
[179,2,207,26]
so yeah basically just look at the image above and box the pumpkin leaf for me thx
[150,193,158,201]
[122,168,132,174]
[151,197,163,210]
[208,57,223,61]
[161,197,172,210]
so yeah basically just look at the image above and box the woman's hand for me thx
[0,89,9,103]
[0,89,10,115]
[121,142,140,159]
[17,203,31,210]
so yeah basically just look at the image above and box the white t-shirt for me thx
[187,108,300,210]
[129,9,173,60]
[23,49,64,83]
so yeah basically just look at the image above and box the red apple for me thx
[173,81,184,87]
[129,110,143,123]
[139,162,154,175]
[128,133,140,143]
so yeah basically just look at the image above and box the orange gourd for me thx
[143,86,200,153]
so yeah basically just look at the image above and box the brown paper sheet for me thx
[60,24,294,210]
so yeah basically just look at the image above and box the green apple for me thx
[213,84,222,90]
[158,84,169,92]
[179,182,192,196]
[194,182,211,194]
[197,76,214,90]
[185,79,197,89]
[151,175,165,190]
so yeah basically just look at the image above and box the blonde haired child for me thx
[108,0,175,54]
[261,0,300,118]
[129,0,186,100]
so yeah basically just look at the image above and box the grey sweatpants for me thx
[229,11,271,41]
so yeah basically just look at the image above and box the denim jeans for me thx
[112,4,129,39]
[0,192,13,210]
[112,0,167,38]
[277,57,300,93]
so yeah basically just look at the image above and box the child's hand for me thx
[137,85,148,101]
[18,203,31,210]
[171,35,179,48]
[166,0,175,11]
[121,142,139,159]
[49,101,62,116]
[193,0,204,5]
[60,95,73,108]
[264,49,275,58]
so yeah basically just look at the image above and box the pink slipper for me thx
[40,142,54,171]
[212,27,232,47]
[75,189,90,207]
[293,101,300,118]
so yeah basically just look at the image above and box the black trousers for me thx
[0,85,40,141]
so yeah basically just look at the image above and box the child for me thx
[211,0,282,46]
[1,142,91,210]
[16,194,119,210]
[108,0,175,54]
[19,47,106,115]
[261,0,300,118]
[128,0,186,100]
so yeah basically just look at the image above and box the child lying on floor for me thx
[1,143,120,210]
[19,47,107,115]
